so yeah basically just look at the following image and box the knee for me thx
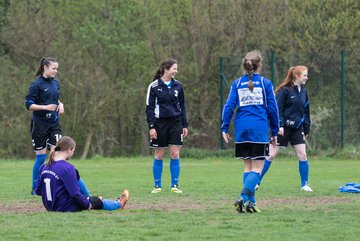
[154,150,165,160]
[170,150,180,159]
[298,153,307,161]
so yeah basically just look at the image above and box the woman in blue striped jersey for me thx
[221,50,279,213]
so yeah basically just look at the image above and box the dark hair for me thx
[275,65,308,94]
[46,136,76,166]
[242,50,262,92]
[34,57,58,77]
[153,58,177,81]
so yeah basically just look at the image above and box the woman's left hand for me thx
[57,102,64,115]
[182,128,189,138]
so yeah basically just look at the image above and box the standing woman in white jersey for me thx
[221,50,279,213]
[146,58,189,194]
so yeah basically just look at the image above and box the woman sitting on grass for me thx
[35,136,130,212]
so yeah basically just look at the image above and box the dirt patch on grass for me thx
[0,196,354,214]
[261,196,352,206]
[127,201,206,212]
[0,201,46,214]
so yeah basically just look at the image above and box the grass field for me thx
[0,156,359,241]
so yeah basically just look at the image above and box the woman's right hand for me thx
[278,127,284,136]
[222,132,230,143]
[45,104,58,111]
[149,129,157,140]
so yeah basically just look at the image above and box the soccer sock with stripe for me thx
[32,154,46,190]
[153,159,163,188]
[259,159,272,185]
[170,158,180,187]
[299,160,309,187]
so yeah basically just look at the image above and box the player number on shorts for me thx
[55,134,62,143]
[44,178,52,201]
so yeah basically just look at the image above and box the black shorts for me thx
[30,121,62,151]
[150,117,183,148]
[278,127,305,147]
[235,142,269,160]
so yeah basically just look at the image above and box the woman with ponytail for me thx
[221,50,279,213]
[145,58,189,194]
[35,136,130,212]
[257,66,313,192]
[25,57,64,195]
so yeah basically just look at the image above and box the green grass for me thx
[0,156,359,241]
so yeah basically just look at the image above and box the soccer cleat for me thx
[31,189,36,195]
[255,184,260,191]
[234,198,245,213]
[301,185,313,192]
[245,201,261,213]
[151,187,162,193]
[118,189,130,210]
[171,185,183,193]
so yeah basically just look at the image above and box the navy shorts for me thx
[30,121,62,151]
[278,127,305,147]
[150,117,183,148]
[235,142,269,160]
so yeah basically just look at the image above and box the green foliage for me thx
[0,157,360,240]
[0,0,359,158]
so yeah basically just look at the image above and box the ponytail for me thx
[46,150,57,166]
[242,50,262,92]
[275,66,308,94]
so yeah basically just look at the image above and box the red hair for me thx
[275,65,308,94]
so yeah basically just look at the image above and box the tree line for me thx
[0,0,359,158]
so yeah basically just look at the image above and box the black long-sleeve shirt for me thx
[276,85,310,135]
[25,75,60,126]
[146,78,188,129]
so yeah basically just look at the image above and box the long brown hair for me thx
[153,58,177,81]
[242,50,262,92]
[34,57,58,77]
[275,65,308,94]
[46,136,76,166]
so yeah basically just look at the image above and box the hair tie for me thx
[54,146,61,151]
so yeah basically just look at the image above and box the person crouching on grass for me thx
[35,136,130,212]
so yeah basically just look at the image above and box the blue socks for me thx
[259,159,272,185]
[170,159,180,187]
[153,159,163,188]
[241,171,260,203]
[102,199,121,210]
[153,158,181,188]
[299,160,309,187]
[77,178,91,196]
[32,154,46,190]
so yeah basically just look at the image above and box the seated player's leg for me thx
[88,189,130,211]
